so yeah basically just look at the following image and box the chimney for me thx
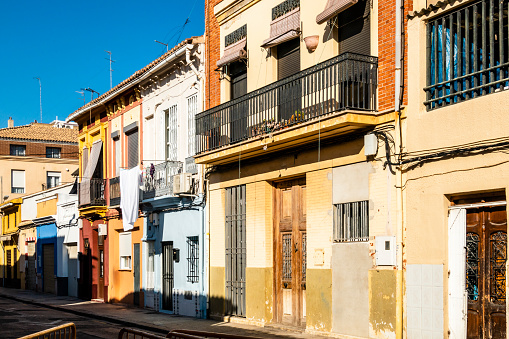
[7,117,13,128]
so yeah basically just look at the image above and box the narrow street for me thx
[0,296,158,339]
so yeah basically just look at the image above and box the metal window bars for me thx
[196,52,377,154]
[142,161,183,199]
[187,236,199,283]
[425,0,509,109]
[333,200,369,242]
[225,185,246,317]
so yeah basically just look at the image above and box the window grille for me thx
[225,25,247,48]
[187,95,198,157]
[333,200,369,242]
[165,105,178,161]
[225,185,246,317]
[187,236,199,283]
[10,145,25,156]
[425,0,509,110]
[46,147,61,158]
[272,0,300,20]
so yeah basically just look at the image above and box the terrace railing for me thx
[143,161,183,199]
[196,52,378,154]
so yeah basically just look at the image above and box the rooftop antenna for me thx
[76,90,86,105]
[155,40,169,52]
[81,87,100,102]
[33,77,42,123]
[105,51,115,89]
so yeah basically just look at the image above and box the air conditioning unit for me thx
[173,173,192,195]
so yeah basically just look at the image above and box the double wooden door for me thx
[274,179,306,327]
[466,206,507,338]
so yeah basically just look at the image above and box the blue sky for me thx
[0,0,204,129]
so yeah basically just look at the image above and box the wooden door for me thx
[97,235,104,300]
[274,179,306,327]
[466,206,507,338]
[162,242,174,311]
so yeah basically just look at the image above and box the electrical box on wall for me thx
[98,223,107,236]
[376,236,396,266]
[364,133,378,156]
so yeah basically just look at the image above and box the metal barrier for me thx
[18,322,76,339]
[168,330,264,339]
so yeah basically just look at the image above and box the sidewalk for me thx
[0,287,324,339]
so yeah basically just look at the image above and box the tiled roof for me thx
[0,123,78,143]
[67,36,203,122]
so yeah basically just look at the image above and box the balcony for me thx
[142,161,183,200]
[196,52,378,156]
[109,176,120,206]
[78,178,106,208]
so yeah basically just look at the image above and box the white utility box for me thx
[364,133,378,156]
[375,236,396,266]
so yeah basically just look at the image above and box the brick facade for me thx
[0,140,78,159]
[205,0,223,110]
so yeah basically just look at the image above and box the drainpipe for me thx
[186,41,201,79]
[394,0,405,336]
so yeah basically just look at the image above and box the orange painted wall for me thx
[107,217,144,305]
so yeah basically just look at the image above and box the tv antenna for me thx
[33,77,42,123]
[75,90,86,105]
[155,40,168,52]
[105,51,115,89]
[81,87,100,102]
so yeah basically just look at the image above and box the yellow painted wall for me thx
[107,217,144,305]
[19,227,36,290]
[369,269,400,339]
[36,198,57,218]
[209,188,226,317]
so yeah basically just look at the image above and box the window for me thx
[46,171,61,189]
[425,0,509,109]
[119,232,132,270]
[187,236,199,283]
[187,95,198,157]
[46,147,61,158]
[11,170,25,194]
[333,200,369,242]
[337,0,371,56]
[165,105,178,161]
[100,249,104,277]
[10,145,25,156]
[82,147,88,175]
[113,137,120,177]
[126,130,139,169]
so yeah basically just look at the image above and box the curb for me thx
[0,292,169,335]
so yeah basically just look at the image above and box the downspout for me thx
[394,0,405,337]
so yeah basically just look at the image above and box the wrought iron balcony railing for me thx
[142,161,183,199]
[78,178,106,207]
[109,176,120,206]
[196,52,378,154]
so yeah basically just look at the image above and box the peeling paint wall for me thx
[369,269,399,339]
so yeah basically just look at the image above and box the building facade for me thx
[0,118,78,201]
[200,0,409,337]
[20,183,79,296]
[139,37,207,317]
[0,198,22,288]
[406,0,509,337]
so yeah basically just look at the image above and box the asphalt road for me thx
[0,296,160,339]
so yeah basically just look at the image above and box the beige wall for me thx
[215,0,378,104]
[0,157,77,200]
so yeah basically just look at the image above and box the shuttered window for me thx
[11,170,25,194]
[230,61,247,100]
[114,138,120,177]
[338,0,371,55]
[277,38,300,79]
[119,232,132,270]
[165,105,178,161]
[127,130,138,169]
[187,95,198,157]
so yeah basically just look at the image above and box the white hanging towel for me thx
[120,167,141,231]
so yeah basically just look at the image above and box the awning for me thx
[216,38,247,68]
[316,0,358,24]
[261,8,301,48]
[80,140,103,205]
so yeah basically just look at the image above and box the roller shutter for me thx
[338,0,370,55]
[277,38,301,80]
[43,244,55,294]
[127,130,139,169]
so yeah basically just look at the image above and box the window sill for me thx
[118,268,132,272]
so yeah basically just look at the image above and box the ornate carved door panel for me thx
[274,179,306,327]
[466,206,507,339]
